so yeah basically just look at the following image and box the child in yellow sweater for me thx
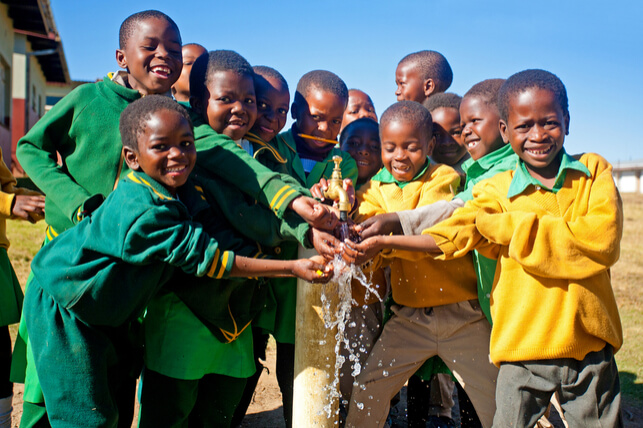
[352,69,623,427]
[345,101,498,428]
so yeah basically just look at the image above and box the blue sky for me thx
[50,0,642,164]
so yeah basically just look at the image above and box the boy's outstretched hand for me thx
[290,196,338,231]
[12,194,45,223]
[342,236,385,266]
[357,212,402,239]
[291,255,334,283]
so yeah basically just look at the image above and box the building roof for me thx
[2,0,70,83]
[613,160,643,173]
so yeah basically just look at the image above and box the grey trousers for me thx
[493,345,622,428]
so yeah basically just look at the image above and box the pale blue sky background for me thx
[50,0,642,164]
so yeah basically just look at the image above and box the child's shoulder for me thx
[573,152,612,175]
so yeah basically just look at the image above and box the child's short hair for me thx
[398,50,453,93]
[294,70,348,106]
[463,78,505,107]
[380,101,433,141]
[422,92,462,113]
[498,69,568,121]
[119,10,180,49]
[253,65,289,93]
[119,95,192,151]
[189,50,254,102]
[339,117,379,144]
[183,42,206,51]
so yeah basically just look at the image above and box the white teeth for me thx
[527,146,553,155]
[152,66,171,75]
[467,141,478,149]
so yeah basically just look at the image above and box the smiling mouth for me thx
[526,144,554,156]
[151,65,172,78]
[228,120,247,128]
[260,125,276,135]
[165,165,188,175]
[466,139,479,150]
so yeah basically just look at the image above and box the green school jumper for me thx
[24,171,235,428]
[13,75,140,426]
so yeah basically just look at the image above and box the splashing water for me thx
[318,222,383,418]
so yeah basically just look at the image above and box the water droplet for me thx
[383,370,389,377]
[356,402,364,410]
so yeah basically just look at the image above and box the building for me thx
[613,161,643,194]
[0,0,71,174]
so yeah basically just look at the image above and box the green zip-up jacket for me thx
[17,75,137,234]
[28,171,234,327]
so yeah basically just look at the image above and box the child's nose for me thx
[318,121,329,132]
[528,125,544,141]
[231,101,245,114]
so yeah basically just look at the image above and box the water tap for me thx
[323,156,351,222]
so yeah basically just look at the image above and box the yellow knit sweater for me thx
[356,163,477,308]
[427,153,623,365]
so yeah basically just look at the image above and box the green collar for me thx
[507,149,591,197]
[126,171,175,200]
[462,143,516,176]
[372,157,430,189]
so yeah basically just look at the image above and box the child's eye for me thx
[152,144,167,151]
[277,108,288,116]
[452,129,462,136]
[218,96,230,103]
[258,102,268,110]
[545,120,559,128]
[245,98,255,105]
[183,61,194,66]
[332,119,342,125]
[181,140,193,147]
[311,115,320,121]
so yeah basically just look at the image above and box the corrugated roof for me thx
[2,0,70,83]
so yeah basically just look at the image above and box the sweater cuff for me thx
[0,193,15,218]
[206,250,235,279]
[265,183,301,218]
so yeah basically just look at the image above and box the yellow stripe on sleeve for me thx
[215,251,231,279]
[206,249,221,278]
[269,186,291,210]
[273,189,297,212]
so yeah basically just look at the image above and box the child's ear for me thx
[423,79,436,98]
[427,134,436,157]
[123,147,140,171]
[116,49,128,70]
[564,112,570,135]
[498,120,510,143]
[290,101,299,121]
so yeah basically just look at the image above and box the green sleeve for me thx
[122,203,235,279]
[16,88,93,223]
[195,129,303,219]
[199,176,310,248]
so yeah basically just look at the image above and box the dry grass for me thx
[612,193,643,406]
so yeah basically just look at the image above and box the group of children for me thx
[0,7,623,428]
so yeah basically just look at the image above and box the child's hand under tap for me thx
[291,255,334,283]
[356,212,403,239]
[289,195,339,231]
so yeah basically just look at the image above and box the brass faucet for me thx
[323,156,350,222]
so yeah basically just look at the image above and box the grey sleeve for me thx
[398,198,465,236]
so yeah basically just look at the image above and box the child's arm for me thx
[230,255,332,283]
[346,233,442,265]
[476,158,622,279]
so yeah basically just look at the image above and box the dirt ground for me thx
[8,340,643,427]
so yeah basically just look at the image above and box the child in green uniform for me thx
[14,10,184,427]
[267,69,357,427]
[25,96,331,428]
[0,150,44,428]
[140,57,329,428]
